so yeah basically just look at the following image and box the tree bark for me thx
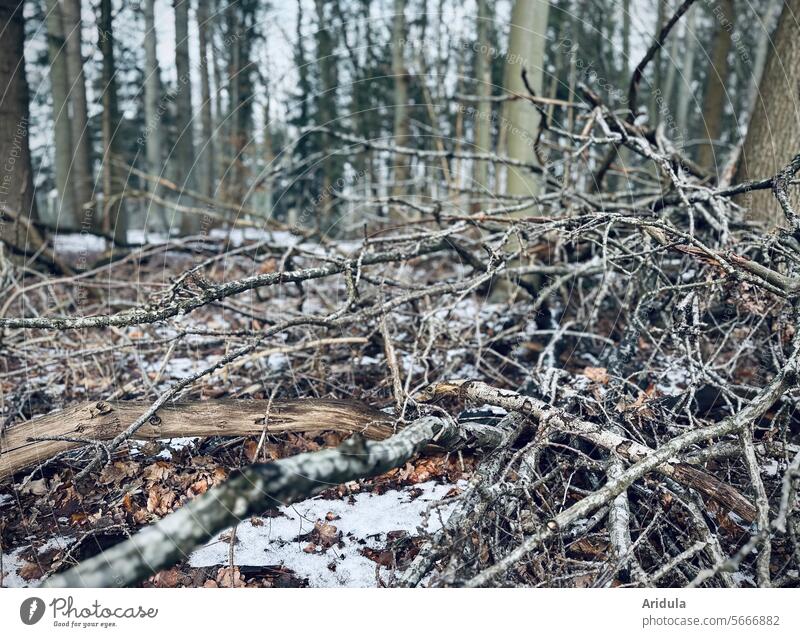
[0,0,39,255]
[502,0,549,206]
[98,0,127,243]
[60,0,93,226]
[675,3,697,137]
[174,0,197,233]
[735,0,800,226]
[196,0,215,202]
[391,0,411,202]
[697,0,733,171]
[0,398,396,480]
[45,0,78,227]
[471,0,493,205]
[143,0,167,230]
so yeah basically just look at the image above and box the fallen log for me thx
[0,399,395,481]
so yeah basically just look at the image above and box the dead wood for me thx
[0,399,395,481]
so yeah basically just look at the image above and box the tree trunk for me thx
[675,4,698,137]
[649,0,666,126]
[60,0,93,227]
[0,0,39,255]
[747,0,782,113]
[735,0,800,226]
[98,0,127,243]
[697,0,734,172]
[391,0,410,201]
[197,0,215,202]
[313,0,339,232]
[471,0,493,206]
[621,0,630,80]
[143,0,167,231]
[45,0,77,227]
[503,0,549,206]
[174,0,197,234]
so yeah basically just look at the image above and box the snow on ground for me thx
[190,480,461,587]
[0,536,74,588]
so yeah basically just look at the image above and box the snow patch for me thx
[1,536,74,588]
[189,480,460,587]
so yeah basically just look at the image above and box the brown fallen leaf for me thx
[582,366,610,384]
[18,560,44,581]
[216,566,245,588]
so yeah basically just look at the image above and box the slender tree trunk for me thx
[0,0,39,255]
[45,0,77,227]
[174,0,197,233]
[314,0,339,231]
[197,0,215,201]
[262,97,274,218]
[391,0,410,201]
[697,0,734,171]
[675,4,698,138]
[211,6,225,205]
[472,0,492,206]
[649,0,666,126]
[621,0,631,80]
[735,0,800,226]
[60,0,93,228]
[143,0,167,231]
[747,0,782,118]
[503,0,549,206]
[98,0,127,243]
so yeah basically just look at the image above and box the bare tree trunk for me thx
[174,0,198,234]
[197,0,215,202]
[697,0,734,172]
[735,0,800,226]
[60,0,93,228]
[649,0,666,126]
[143,0,167,231]
[746,0,782,121]
[0,0,39,255]
[45,0,77,227]
[391,0,410,202]
[621,0,631,79]
[98,0,127,243]
[675,4,698,136]
[502,0,549,206]
[471,0,492,206]
[313,0,339,231]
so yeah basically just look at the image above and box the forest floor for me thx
[2,220,798,588]
[1,230,483,588]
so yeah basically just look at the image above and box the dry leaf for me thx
[582,366,609,384]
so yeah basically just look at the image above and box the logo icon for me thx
[20,597,45,625]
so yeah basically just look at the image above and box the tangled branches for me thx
[2,62,800,589]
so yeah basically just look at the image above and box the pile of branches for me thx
[3,32,800,588]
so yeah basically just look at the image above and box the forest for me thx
[0,0,799,590]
